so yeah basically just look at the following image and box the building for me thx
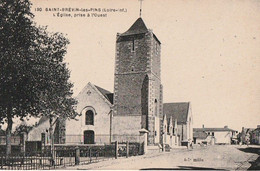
[65,83,113,144]
[28,82,113,145]
[193,126,237,145]
[27,17,193,147]
[112,17,163,145]
[163,102,193,145]
[240,126,260,145]
[240,127,254,145]
[193,131,208,145]
[251,125,260,145]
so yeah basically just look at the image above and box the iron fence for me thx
[0,144,117,170]
[0,133,145,170]
[1,150,53,170]
[118,142,143,157]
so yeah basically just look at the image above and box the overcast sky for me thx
[27,0,260,131]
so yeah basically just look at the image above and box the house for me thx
[193,131,208,145]
[240,125,260,145]
[27,116,50,142]
[163,102,193,146]
[251,125,260,145]
[240,127,254,145]
[193,126,237,145]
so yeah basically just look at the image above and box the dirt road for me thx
[65,145,260,170]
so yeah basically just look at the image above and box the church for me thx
[27,17,193,147]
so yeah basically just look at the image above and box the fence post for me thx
[126,141,129,158]
[89,148,92,163]
[1,155,3,169]
[115,141,118,159]
[75,146,80,165]
[139,129,149,155]
[162,142,165,152]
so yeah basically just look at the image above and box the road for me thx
[64,145,260,170]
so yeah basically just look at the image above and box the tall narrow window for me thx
[131,38,135,52]
[85,110,94,125]
[154,99,158,116]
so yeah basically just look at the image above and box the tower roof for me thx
[121,17,148,36]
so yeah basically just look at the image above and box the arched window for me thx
[85,110,94,125]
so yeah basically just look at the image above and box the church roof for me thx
[94,85,111,96]
[106,93,114,104]
[121,17,148,36]
[163,102,190,124]
[94,85,114,104]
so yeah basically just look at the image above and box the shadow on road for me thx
[237,147,260,155]
[248,156,260,170]
[140,166,227,170]
[237,146,260,170]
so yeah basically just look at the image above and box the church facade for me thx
[27,17,193,147]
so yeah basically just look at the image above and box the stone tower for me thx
[112,18,163,145]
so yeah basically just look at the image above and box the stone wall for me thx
[113,28,162,145]
[112,115,142,137]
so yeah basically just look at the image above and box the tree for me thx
[14,123,33,135]
[0,0,77,156]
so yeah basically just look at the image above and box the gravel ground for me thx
[63,145,260,170]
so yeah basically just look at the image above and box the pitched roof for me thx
[38,116,49,125]
[106,93,114,104]
[163,102,190,123]
[94,85,114,104]
[193,131,208,139]
[194,127,236,132]
[121,17,148,36]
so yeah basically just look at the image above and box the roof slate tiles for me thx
[163,102,190,123]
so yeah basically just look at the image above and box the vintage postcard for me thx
[0,0,259,170]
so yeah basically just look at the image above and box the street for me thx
[64,145,260,170]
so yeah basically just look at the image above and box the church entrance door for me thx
[84,130,95,144]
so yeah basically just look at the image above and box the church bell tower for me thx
[112,17,163,145]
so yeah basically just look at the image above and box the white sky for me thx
[25,0,260,131]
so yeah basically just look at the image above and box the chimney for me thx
[202,124,204,128]
[224,125,228,128]
[257,125,260,129]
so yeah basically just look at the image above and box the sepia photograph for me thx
[0,0,260,170]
